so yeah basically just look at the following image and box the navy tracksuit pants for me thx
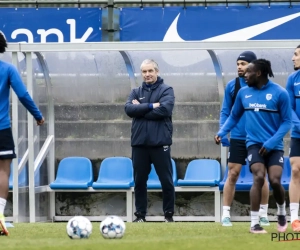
[132,145,175,217]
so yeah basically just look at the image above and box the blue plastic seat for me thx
[92,157,134,189]
[234,163,253,191]
[220,156,291,191]
[281,156,291,190]
[49,157,93,189]
[177,159,221,186]
[218,166,228,191]
[219,164,253,191]
[147,159,177,189]
[34,163,42,187]
[9,161,28,189]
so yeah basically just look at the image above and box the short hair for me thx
[140,59,159,71]
[0,32,7,54]
[297,45,300,49]
[251,59,274,78]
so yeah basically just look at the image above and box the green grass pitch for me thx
[2,222,299,250]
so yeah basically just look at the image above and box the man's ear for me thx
[256,70,262,77]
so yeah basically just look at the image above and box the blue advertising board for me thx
[0,8,102,43]
[120,6,300,41]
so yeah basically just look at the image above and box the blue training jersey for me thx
[218,80,291,151]
[285,70,300,139]
[220,77,247,140]
[0,60,43,130]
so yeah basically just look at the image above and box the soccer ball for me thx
[66,216,92,239]
[100,216,126,239]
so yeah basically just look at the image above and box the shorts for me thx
[289,138,300,157]
[0,128,16,159]
[228,139,247,165]
[247,144,284,170]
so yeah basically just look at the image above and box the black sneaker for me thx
[164,211,174,223]
[277,215,288,232]
[133,212,146,223]
[133,217,146,222]
[249,224,267,234]
[164,216,174,222]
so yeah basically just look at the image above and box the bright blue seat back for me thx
[220,164,253,191]
[92,157,133,189]
[221,156,291,192]
[148,165,159,183]
[177,159,221,186]
[9,161,28,189]
[50,157,93,189]
[218,166,228,191]
[34,163,42,187]
[147,159,177,189]
[239,164,252,180]
[282,156,291,190]
[235,163,253,191]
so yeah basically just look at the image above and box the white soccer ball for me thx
[100,216,126,239]
[66,216,92,239]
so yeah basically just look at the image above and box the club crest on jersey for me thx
[248,154,252,161]
[266,94,272,101]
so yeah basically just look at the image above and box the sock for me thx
[259,204,268,218]
[251,211,259,227]
[0,198,6,215]
[222,206,230,219]
[277,202,286,216]
[290,203,299,223]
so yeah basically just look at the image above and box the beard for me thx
[295,66,299,71]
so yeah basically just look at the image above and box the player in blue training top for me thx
[215,59,291,234]
[219,51,270,227]
[285,45,300,232]
[0,33,44,236]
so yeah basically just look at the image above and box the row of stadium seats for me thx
[48,157,222,222]
[9,156,291,222]
[9,156,291,191]
[49,157,221,190]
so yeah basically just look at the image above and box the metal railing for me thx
[7,40,300,222]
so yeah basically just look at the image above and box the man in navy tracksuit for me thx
[125,59,175,223]
[215,59,291,234]
[285,45,300,231]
